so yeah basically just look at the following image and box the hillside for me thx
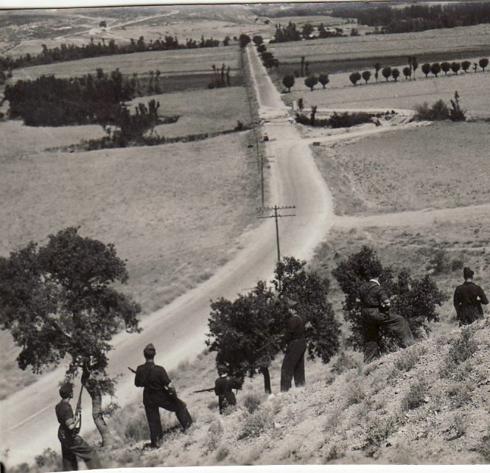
[19,316,490,470]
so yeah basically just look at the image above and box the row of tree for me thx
[330,2,490,34]
[0,34,228,72]
[271,21,347,43]
[206,249,445,393]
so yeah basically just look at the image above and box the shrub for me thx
[123,412,149,443]
[363,416,399,456]
[428,248,451,274]
[451,258,464,271]
[477,427,490,462]
[216,446,229,462]
[238,408,273,439]
[401,379,428,411]
[447,327,478,365]
[243,392,262,413]
[206,420,224,452]
[393,346,422,372]
[449,91,466,121]
[35,448,60,469]
[414,99,449,120]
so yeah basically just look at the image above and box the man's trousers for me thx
[59,434,100,471]
[280,338,307,392]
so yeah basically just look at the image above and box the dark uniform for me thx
[454,281,488,325]
[280,309,306,392]
[134,360,193,447]
[360,279,414,363]
[214,375,242,414]
[55,398,99,471]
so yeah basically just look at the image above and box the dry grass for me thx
[312,122,490,215]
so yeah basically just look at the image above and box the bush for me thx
[477,427,490,462]
[447,327,478,365]
[238,408,273,440]
[428,248,451,274]
[363,415,399,456]
[401,379,428,411]
[415,99,449,120]
[243,392,262,413]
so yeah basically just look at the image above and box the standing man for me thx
[55,382,100,471]
[134,343,193,449]
[280,297,307,392]
[454,267,488,325]
[359,270,414,363]
[214,364,243,414]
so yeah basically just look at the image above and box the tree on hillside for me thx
[239,33,251,48]
[461,60,471,73]
[257,44,267,54]
[207,257,340,393]
[408,56,418,79]
[441,62,451,76]
[391,68,400,82]
[0,227,141,446]
[362,70,371,84]
[252,35,264,46]
[282,74,295,92]
[450,62,461,75]
[381,66,392,81]
[403,66,412,80]
[349,71,361,86]
[479,57,489,71]
[332,246,445,354]
[431,62,441,77]
[374,62,382,82]
[305,74,319,91]
[422,63,431,78]
[318,73,330,89]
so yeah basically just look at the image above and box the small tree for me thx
[382,66,392,81]
[310,105,317,126]
[239,33,251,48]
[391,68,400,82]
[349,71,361,86]
[304,74,318,91]
[421,63,431,78]
[408,56,418,80]
[449,90,466,122]
[451,62,461,75]
[373,62,382,82]
[318,73,330,89]
[431,63,441,77]
[461,60,471,73]
[403,66,412,80]
[441,62,451,76]
[479,58,489,72]
[282,74,295,92]
[0,227,141,445]
[362,70,371,84]
[252,35,264,47]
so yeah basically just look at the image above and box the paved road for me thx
[0,45,334,466]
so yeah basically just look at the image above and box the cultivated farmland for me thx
[131,86,251,137]
[312,121,490,215]
[11,46,240,81]
[269,24,490,81]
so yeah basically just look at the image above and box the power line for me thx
[258,205,296,262]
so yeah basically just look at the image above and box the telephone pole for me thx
[258,205,296,262]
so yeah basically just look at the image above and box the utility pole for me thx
[258,205,296,262]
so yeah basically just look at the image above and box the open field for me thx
[11,46,240,81]
[282,66,490,114]
[130,86,252,138]
[0,120,260,399]
[312,122,490,216]
[269,24,490,74]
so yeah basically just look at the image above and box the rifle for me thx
[128,366,136,374]
[193,387,215,394]
[74,383,83,433]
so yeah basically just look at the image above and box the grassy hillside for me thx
[18,318,490,470]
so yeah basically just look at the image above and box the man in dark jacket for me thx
[280,297,307,392]
[55,382,100,471]
[134,344,193,448]
[214,364,243,414]
[454,267,488,325]
[359,272,414,363]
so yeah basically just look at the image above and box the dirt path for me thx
[333,202,490,229]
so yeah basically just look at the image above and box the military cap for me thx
[463,267,474,280]
[59,382,74,399]
[143,343,156,358]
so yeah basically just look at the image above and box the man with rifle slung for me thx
[133,343,193,449]
[55,381,100,470]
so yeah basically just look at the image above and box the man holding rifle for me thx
[133,343,193,449]
[55,382,100,470]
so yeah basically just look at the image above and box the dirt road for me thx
[0,45,334,465]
